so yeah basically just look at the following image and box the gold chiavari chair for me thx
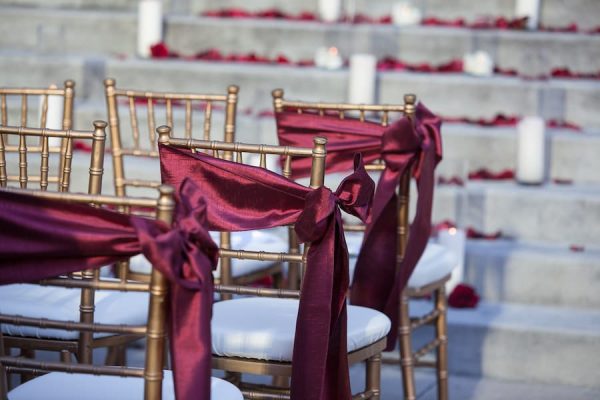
[104,79,286,292]
[0,80,76,191]
[0,122,148,372]
[0,186,243,400]
[158,127,391,399]
[272,89,456,400]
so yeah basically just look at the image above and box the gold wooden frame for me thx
[104,80,282,292]
[0,122,139,376]
[104,78,239,197]
[0,185,175,400]
[0,80,76,190]
[272,89,450,400]
[159,126,385,399]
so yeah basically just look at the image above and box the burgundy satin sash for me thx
[276,111,386,179]
[159,144,374,400]
[0,183,219,400]
[276,104,442,350]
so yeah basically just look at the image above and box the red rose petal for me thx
[448,284,480,308]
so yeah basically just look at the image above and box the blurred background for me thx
[0,0,599,398]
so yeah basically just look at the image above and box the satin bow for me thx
[351,103,443,349]
[292,154,374,400]
[296,154,374,242]
[134,179,220,400]
[158,145,375,400]
[0,184,219,400]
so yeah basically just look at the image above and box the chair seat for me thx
[129,229,288,278]
[212,297,391,362]
[8,371,243,400]
[0,284,148,340]
[345,233,457,288]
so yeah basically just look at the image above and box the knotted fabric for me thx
[159,144,374,400]
[276,103,443,349]
[0,183,219,400]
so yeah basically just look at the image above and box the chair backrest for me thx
[272,89,416,263]
[104,78,239,197]
[0,121,106,193]
[0,186,175,400]
[157,125,326,294]
[0,81,76,189]
[0,80,75,131]
[272,88,415,127]
[0,121,107,366]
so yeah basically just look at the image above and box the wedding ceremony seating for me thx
[0,78,452,400]
[104,79,287,291]
[2,0,600,398]
[157,126,391,399]
[272,89,455,400]
[0,184,243,400]
[0,122,147,370]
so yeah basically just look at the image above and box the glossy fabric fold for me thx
[276,111,386,179]
[276,104,443,349]
[159,144,374,400]
[0,186,219,400]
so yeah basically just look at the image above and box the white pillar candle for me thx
[516,116,546,184]
[438,227,466,293]
[345,0,356,22]
[348,54,377,105]
[137,0,163,58]
[315,47,344,70]
[38,86,64,147]
[319,0,342,22]
[462,51,494,77]
[515,0,541,30]
[391,2,422,26]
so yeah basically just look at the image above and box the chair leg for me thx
[399,291,417,400]
[434,287,449,400]
[0,334,7,400]
[366,353,382,400]
[17,348,35,384]
[224,371,241,386]
[105,345,127,366]
[60,349,72,363]
[272,269,285,289]
[272,375,290,388]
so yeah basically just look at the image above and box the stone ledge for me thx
[1,6,599,74]
[465,239,600,308]
[411,300,600,387]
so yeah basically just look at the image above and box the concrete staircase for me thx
[1,0,599,393]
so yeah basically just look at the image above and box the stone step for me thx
[74,102,600,184]
[464,239,600,308]
[433,181,600,247]
[194,0,600,32]
[1,6,599,75]
[100,60,600,131]
[165,17,600,76]
[5,98,596,185]
[407,300,600,387]
[4,97,600,246]
[46,148,600,247]
[2,52,596,128]
[440,124,600,185]
[0,0,138,10]
[1,0,598,31]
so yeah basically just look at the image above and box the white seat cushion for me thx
[129,230,288,279]
[8,371,243,400]
[0,284,148,340]
[345,233,457,288]
[212,297,391,362]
